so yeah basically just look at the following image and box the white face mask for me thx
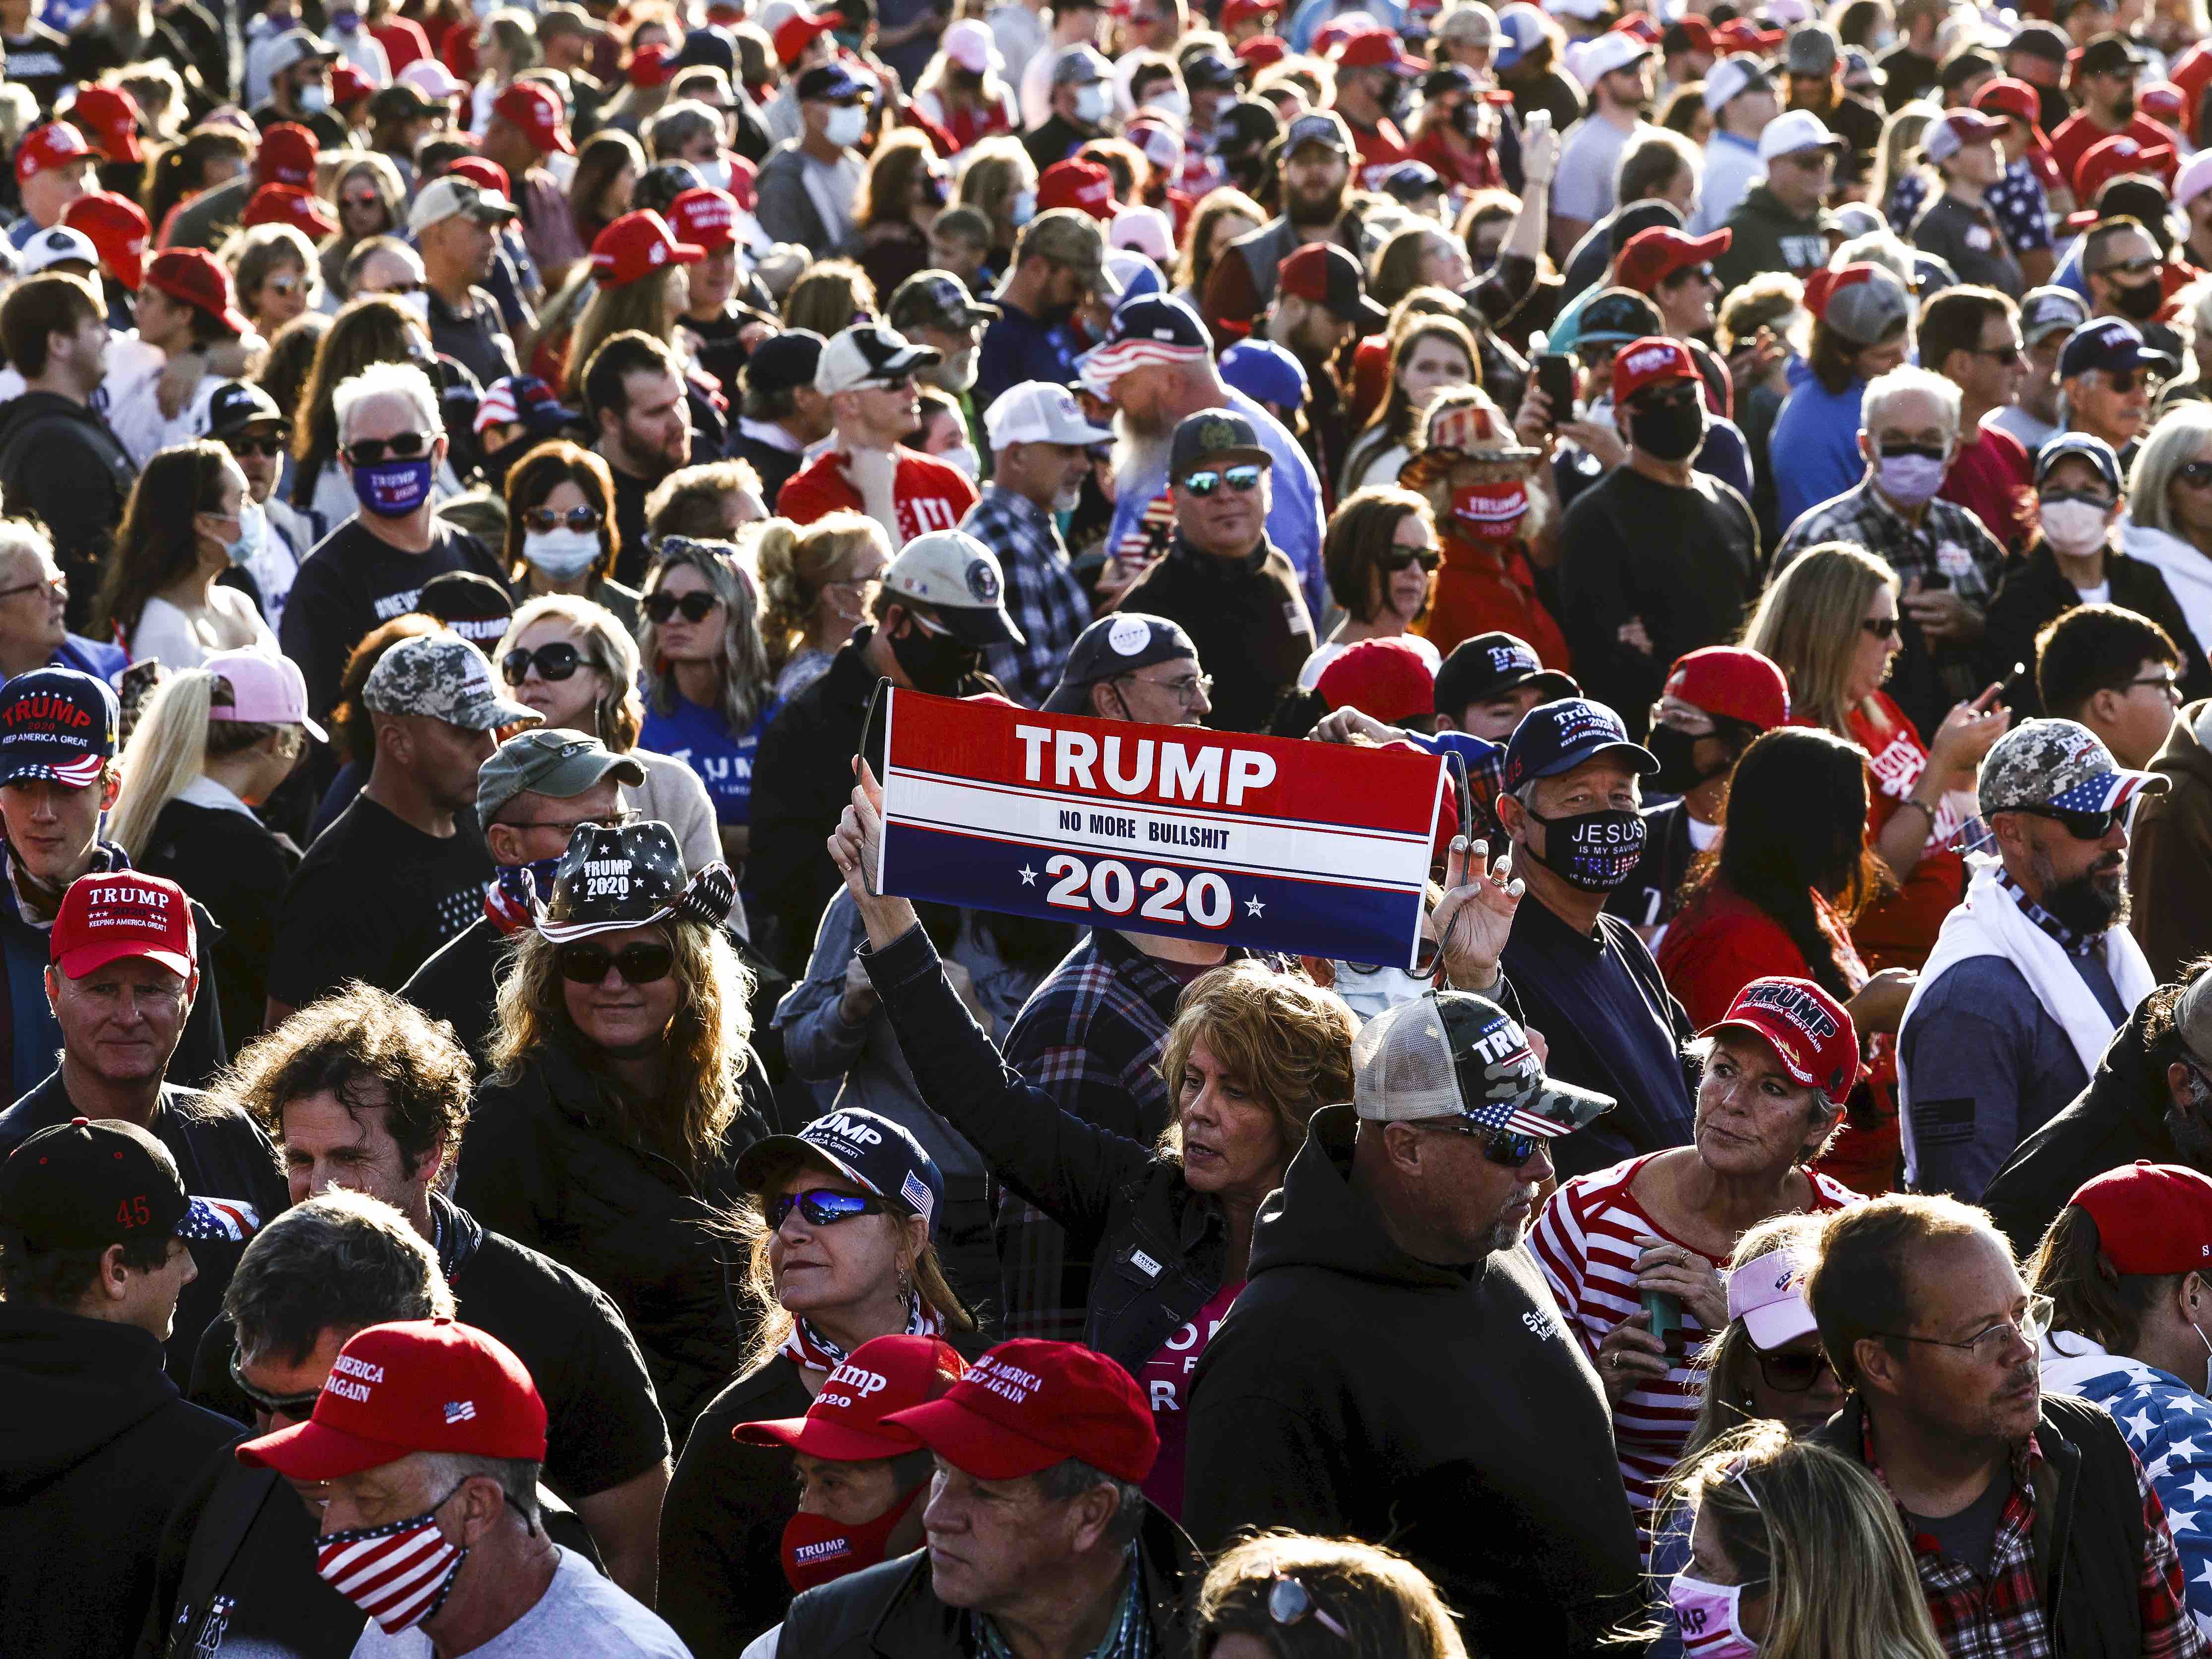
[545,149,579,190]
[523,526,601,580]
[1073,82,1111,124]
[2039,497,2110,558]
[1011,187,1038,225]
[942,441,983,481]
[825,104,868,147]
[1145,86,1190,123]
[700,154,734,190]
[296,81,330,114]
[225,498,266,567]
[397,288,431,323]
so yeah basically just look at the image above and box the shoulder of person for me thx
[1908,950,2038,1023]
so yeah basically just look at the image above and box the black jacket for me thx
[864,923,1230,1374]
[452,1034,773,1436]
[1980,539,2212,715]
[1982,997,2177,1259]
[750,631,882,973]
[0,1304,241,1659]
[1812,1393,2150,1658]
[773,1500,1202,1659]
[1182,1104,1643,1655]
[138,795,299,1049]
[399,912,507,1063]
[0,390,137,624]
[1117,533,1317,734]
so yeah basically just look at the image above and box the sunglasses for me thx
[523,504,605,534]
[1378,548,1441,572]
[2015,803,2122,839]
[2095,255,2162,279]
[1754,1347,1834,1394]
[2179,460,2212,489]
[644,590,722,623]
[1181,464,1263,496]
[555,940,676,983]
[230,1351,323,1419]
[225,434,288,458]
[1266,1575,1351,1642]
[2096,368,2160,394]
[265,273,307,296]
[1876,441,1945,461]
[1424,1116,1543,1168]
[503,643,594,682]
[343,431,431,466]
[341,190,383,210]
[1861,615,1899,639]
[768,1187,894,1229]
[1966,342,2023,366]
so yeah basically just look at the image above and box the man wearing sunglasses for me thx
[1185,989,1640,1655]
[1987,285,2086,456]
[2060,313,2177,466]
[1921,285,2035,553]
[206,380,315,634]
[1899,718,2166,1203]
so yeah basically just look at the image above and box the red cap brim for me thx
[733,1413,922,1460]
[55,940,193,982]
[235,1415,418,1481]
[879,1395,1067,1480]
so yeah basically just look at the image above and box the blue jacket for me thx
[1771,359,1868,533]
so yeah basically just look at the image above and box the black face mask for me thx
[888,619,979,694]
[1628,397,1707,463]
[2114,91,2137,121]
[1647,725,1727,796]
[1452,99,1483,139]
[2110,277,2163,321]
[1524,804,1646,892]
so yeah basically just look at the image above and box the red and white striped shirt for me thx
[1527,1153,1860,1557]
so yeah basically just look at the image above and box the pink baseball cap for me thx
[1727,1241,1818,1352]
[204,647,327,743]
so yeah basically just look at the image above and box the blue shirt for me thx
[1771,357,1868,532]
[0,634,127,690]
[977,300,1083,417]
[639,692,778,829]
[1284,0,1406,51]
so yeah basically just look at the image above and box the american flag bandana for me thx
[780,1298,946,1374]
[316,1510,466,1634]
[179,1197,259,1242]
[1110,489,1177,573]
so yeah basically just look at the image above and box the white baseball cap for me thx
[943,17,1001,72]
[1572,31,1652,88]
[2179,149,2212,211]
[882,531,1026,647]
[984,381,1114,450]
[1702,53,1771,113]
[1757,106,1847,163]
[398,58,467,101]
[20,224,99,275]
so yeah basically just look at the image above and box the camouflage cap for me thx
[364,633,542,731]
[1977,716,2168,818]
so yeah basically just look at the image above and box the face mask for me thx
[780,1487,922,1593]
[1524,803,1646,892]
[1146,86,1190,123]
[297,81,331,114]
[1669,1571,1760,1659]
[316,1487,468,1635]
[524,526,601,580]
[942,441,982,482]
[1011,187,1038,226]
[1452,479,1527,540]
[2115,91,2137,121]
[2039,498,2110,558]
[825,105,868,147]
[1647,723,1725,797]
[398,288,431,323]
[1452,99,1483,139]
[1874,447,1947,506]
[332,5,359,26]
[1628,398,1707,463]
[1074,83,1111,124]
[889,618,979,693]
[353,453,436,518]
[225,498,266,567]
[2111,277,2163,321]
[700,154,734,190]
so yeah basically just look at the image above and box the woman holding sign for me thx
[825,762,1528,1519]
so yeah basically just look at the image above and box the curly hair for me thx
[1156,962,1357,1164]
[754,513,888,675]
[226,1190,455,1368]
[502,438,620,588]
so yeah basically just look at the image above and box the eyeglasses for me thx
[1180,464,1263,496]
[342,431,431,467]
[1861,615,1899,640]
[2129,671,2184,703]
[554,939,676,983]
[0,573,66,604]
[1753,1346,1835,1394]
[2093,255,2162,279]
[1265,1576,1351,1642]
[1876,1292,2053,1362]
[643,589,722,624]
[1420,1116,1544,1168]
[2014,803,2124,839]
[1377,547,1441,572]
[523,504,605,534]
[767,1187,894,1229]
[225,433,289,458]
[265,272,307,296]
[230,1351,323,1419]
[502,643,596,682]
[2178,460,2212,489]
[1114,670,1213,710]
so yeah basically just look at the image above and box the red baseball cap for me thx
[1615,226,1730,295]
[50,870,196,980]
[734,1335,965,1461]
[882,1340,1158,1484]
[255,123,319,188]
[14,122,92,186]
[492,80,575,155]
[1664,13,1714,51]
[1235,34,1289,68]
[1316,638,1437,727]
[1222,0,1279,23]
[668,185,739,249]
[1312,12,1384,54]
[590,208,705,286]
[1610,335,1699,403]
[242,181,338,240]
[1701,977,1861,1101]
[2070,1162,2212,1275]
[772,7,844,65]
[2142,80,2186,124]
[60,192,150,291]
[145,247,249,336]
[1714,17,1784,52]
[1971,76,2049,145]
[1039,158,1115,220]
[628,41,675,86]
[331,61,376,108]
[448,155,512,197]
[1332,29,1426,72]
[1611,10,1663,42]
[2074,130,2177,201]
[236,1318,549,1481]
[724,154,758,213]
[2173,41,2212,140]
[68,87,144,165]
[1662,645,1789,731]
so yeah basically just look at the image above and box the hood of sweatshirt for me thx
[1244,1103,1485,1291]
[0,1302,184,1498]
[2152,696,2212,797]
[1739,183,1822,230]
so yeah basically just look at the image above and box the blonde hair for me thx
[640,540,774,732]
[1740,543,1898,734]
[1156,963,1357,1163]
[1873,99,1938,220]
[1195,1533,1468,1658]
[108,669,297,859]
[755,512,891,675]
[1681,1211,1832,1460]
[494,592,647,752]
[565,265,682,399]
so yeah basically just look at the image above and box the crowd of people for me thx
[21,0,2212,1651]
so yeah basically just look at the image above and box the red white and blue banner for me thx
[873,689,1449,969]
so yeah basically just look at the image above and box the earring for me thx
[897,1266,915,1306]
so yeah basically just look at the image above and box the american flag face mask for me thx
[315,1486,469,1635]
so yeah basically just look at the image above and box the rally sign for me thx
[871,688,1450,968]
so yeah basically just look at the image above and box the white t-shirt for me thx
[102,333,227,471]
[1986,402,2059,454]
[349,1547,689,1659]
[128,590,278,671]
[1297,631,1443,689]
[1550,114,1658,227]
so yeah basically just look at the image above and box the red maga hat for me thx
[1662,645,1789,731]
[1317,637,1437,728]
[1333,29,1427,72]
[1236,33,1289,67]
[331,61,376,108]
[591,208,706,286]
[2073,129,2177,201]
[492,80,575,154]
[772,6,844,65]
[2070,1162,2212,1276]
[69,86,144,164]
[1701,976,1861,1101]
[1222,0,1279,22]
[448,155,512,197]
[1611,335,1700,403]
[14,122,92,185]
[1039,157,1116,220]
[734,1335,965,1461]
[242,181,338,239]
[628,41,675,86]
[256,123,319,187]
[668,185,740,249]
[51,870,196,980]
[882,1339,1159,1484]
[1615,225,1730,294]
[145,247,249,336]
[59,192,150,291]
[1971,76,2050,146]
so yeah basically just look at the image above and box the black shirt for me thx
[1118,533,1318,734]
[140,795,299,1050]
[1023,114,1096,175]
[400,911,506,1063]
[608,459,655,588]
[1602,797,1699,932]
[2,24,69,111]
[427,284,521,394]
[1876,43,1941,111]
[266,795,491,1012]
[277,516,507,721]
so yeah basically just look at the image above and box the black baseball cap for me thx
[1607,198,1682,255]
[417,570,514,649]
[2006,21,2070,63]
[0,668,117,788]
[1435,631,1579,717]
[1578,287,1666,348]
[736,1106,946,1232]
[888,269,999,334]
[2079,31,2147,77]
[1380,160,1445,205]
[1501,697,1658,792]
[536,820,737,941]
[1214,97,1279,152]
[1169,409,1273,478]
[206,379,287,439]
[744,329,826,398]
[1043,613,1199,713]
[0,1116,261,1254]
[1184,50,1239,88]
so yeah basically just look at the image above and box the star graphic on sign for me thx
[1018,864,1037,886]
[1244,895,1265,918]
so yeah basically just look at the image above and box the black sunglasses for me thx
[1377,548,1441,572]
[1425,1117,1543,1168]
[2179,460,2212,489]
[555,940,676,983]
[1861,615,1899,640]
[768,1187,894,1229]
[2097,368,2160,394]
[503,643,593,682]
[523,504,605,534]
[1754,1347,1834,1394]
[342,430,431,466]
[644,590,721,624]
[1966,343,2022,366]
[230,1350,323,1419]
[225,433,289,458]
[2014,803,2121,839]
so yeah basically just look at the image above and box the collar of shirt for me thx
[738,415,803,453]
[980,483,1059,537]
[1168,527,1269,576]
[973,1546,1148,1659]
[177,772,259,821]
[1712,129,1760,154]
[1997,865,2098,956]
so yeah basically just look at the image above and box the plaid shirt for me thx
[964,485,1093,708]
[1864,1414,2205,1659]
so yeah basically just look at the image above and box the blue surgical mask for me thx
[353,453,436,518]
[226,498,266,567]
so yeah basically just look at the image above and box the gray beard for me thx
[927,350,979,394]
[1114,410,1174,471]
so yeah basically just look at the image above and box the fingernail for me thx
[1471,839,1486,855]
[1508,878,1525,896]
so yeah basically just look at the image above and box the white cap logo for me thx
[1107,615,1151,655]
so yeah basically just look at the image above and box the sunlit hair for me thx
[292,296,427,492]
[1155,962,1356,1163]
[502,439,620,587]
[640,540,774,732]
[494,592,646,751]
[1717,272,1807,358]
[108,668,299,858]
[222,223,321,323]
[1740,542,1899,735]
[1873,99,1938,217]
[1322,487,1435,622]
[1664,1422,1947,1659]
[1369,224,1462,310]
[1681,1213,1832,1460]
[956,136,1036,248]
[97,440,233,640]
[2129,401,2212,536]
[1177,187,1264,296]
[782,258,878,337]
[1345,316,1480,488]
[567,263,683,400]
[1194,1532,1468,1659]
[857,128,937,228]
[755,512,890,676]
[489,917,756,1173]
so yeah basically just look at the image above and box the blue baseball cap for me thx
[735,1106,946,1233]
[2034,430,2124,493]
[1502,697,1659,793]
[2059,316,2179,381]
[0,668,118,788]
[1219,338,1310,411]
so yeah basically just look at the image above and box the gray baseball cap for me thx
[1976,717,2167,818]
[364,633,541,730]
[478,729,645,825]
[1785,22,1839,74]
[882,531,1025,648]
[1042,614,1198,713]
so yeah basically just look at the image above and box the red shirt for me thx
[1135,1277,1241,1520]
[1819,691,1967,971]
[371,16,430,73]
[1941,423,2032,553]
[1408,123,1503,192]
[2047,111,2183,194]
[1343,114,1413,190]
[775,445,979,541]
